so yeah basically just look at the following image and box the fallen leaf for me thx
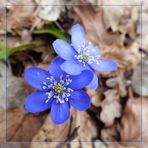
[120,98,141,142]
[70,111,97,148]
[102,0,139,37]
[31,116,70,142]
[7,1,36,34]
[73,5,121,46]
[6,108,47,141]
[1,143,31,148]
[99,89,121,127]
[87,89,102,107]
[101,125,119,141]
[120,97,148,148]
[107,142,136,148]
[0,110,6,143]
[106,74,129,97]
[100,100,121,127]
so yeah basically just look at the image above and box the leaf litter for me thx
[0,0,147,147]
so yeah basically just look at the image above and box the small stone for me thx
[6,77,29,109]
[0,62,12,109]
[131,59,148,96]
[94,140,107,148]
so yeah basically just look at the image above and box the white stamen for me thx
[43,75,73,104]
[74,41,101,66]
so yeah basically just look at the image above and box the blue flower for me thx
[24,57,93,125]
[52,24,118,90]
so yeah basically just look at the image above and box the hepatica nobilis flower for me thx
[53,24,118,90]
[24,57,93,124]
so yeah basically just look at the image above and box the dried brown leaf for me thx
[70,111,97,148]
[120,98,142,142]
[87,89,102,107]
[73,6,121,46]
[0,110,6,143]
[31,116,70,143]
[6,108,47,141]
[7,2,36,34]
[120,98,148,148]
[102,2,139,37]
[101,125,118,141]
[31,110,73,148]
[100,100,121,127]
[99,89,121,127]
[106,74,129,97]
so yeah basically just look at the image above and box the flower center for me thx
[74,42,101,67]
[54,85,64,94]
[81,53,89,61]
[42,74,73,104]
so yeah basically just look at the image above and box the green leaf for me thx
[0,44,11,59]
[0,40,44,60]
[32,24,69,41]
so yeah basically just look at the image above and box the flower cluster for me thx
[24,24,117,125]
[53,24,118,90]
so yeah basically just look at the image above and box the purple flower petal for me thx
[49,57,66,80]
[71,24,86,50]
[69,90,91,111]
[68,70,93,90]
[90,59,118,72]
[86,72,99,90]
[24,91,53,113]
[52,39,76,60]
[60,60,83,75]
[50,100,70,124]
[24,66,50,91]
[85,44,100,56]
